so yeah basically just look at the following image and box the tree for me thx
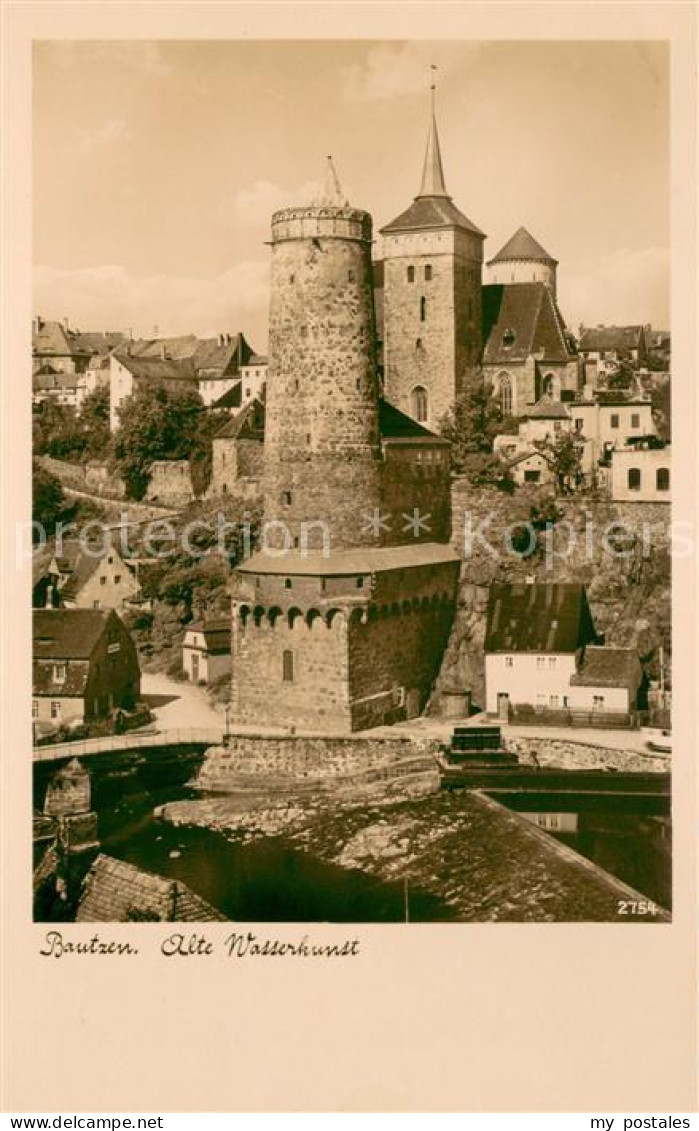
[439,379,517,470]
[606,361,634,390]
[33,461,69,537]
[80,385,111,460]
[112,383,205,500]
[32,402,87,462]
[535,432,584,494]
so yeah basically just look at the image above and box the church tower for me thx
[379,83,485,429]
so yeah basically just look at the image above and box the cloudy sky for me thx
[33,39,669,348]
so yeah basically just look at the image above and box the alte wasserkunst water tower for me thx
[228,159,460,732]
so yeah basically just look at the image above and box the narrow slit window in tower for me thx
[420,296,426,321]
[407,266,415,283]
[424,265,432,281]
[282,650,294,682]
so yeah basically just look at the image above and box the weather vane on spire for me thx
[430,63,437,111]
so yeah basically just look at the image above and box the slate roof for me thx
[33,320,87,358]
[381,195,485,237]
[506,448,555,470]
[51,544,103,602]
[193,334,249,375]
[114,353,197,382]
[211,380,243,410]
[579,326,645,352]
[76,854,226,922]
[379,398,448,443]
[245,353,268,366]
[239,543,460,578]
[482,283,574,365]
[525,395,572,421]
[485,583,598,653]
[186,618,231,655]
[214,396,265,440]
[33,370,79,392]
[33,608,115,659]
[130,334,200,360]
[75,332,129,357]
[570,646,642,692]
[488,226,557,266]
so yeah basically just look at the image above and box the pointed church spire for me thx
[418,67,448,198]
[313,155,349,207]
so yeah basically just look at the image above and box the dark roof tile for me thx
[482,283,574,365]
[570,646,642,691]
[488,226,557,265]
[485,583,598,653]
[381,195,485,237]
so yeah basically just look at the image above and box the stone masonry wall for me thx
[382,234,482,430]
[146,461,195,507]
[348,592,457,729]
[264,213,383,552]
[207,437,263,499]
[230,608,351,731]
[380,443,451,544]
[195,733,439,786]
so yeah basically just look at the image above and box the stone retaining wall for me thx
[195,734,440,791]
[507,735,669,773]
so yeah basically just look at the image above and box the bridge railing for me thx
[32,726,224,763]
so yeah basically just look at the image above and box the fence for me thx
[510,706,634,730]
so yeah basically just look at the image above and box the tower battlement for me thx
[271,206,372,245]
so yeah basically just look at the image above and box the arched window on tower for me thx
[411,386,429,423]
[499,373,513,416]
[407,266,415,283]
[420,296,427,322]
[424,265,432,281]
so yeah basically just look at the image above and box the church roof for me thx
[488,227,557,266]
[419,106,448,197]
[381,195,485,237]
[380,96,484,237]
[482,283,574,365]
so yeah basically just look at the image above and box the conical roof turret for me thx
[312,156,349,208]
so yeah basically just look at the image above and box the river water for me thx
[96,786,454,923]
[36,771,671,922]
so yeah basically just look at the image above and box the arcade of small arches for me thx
[234,592,453,630]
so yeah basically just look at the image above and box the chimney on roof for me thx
[63,317,69,330]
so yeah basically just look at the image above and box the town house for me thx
[33,608,141,731]
[484,582,642,723]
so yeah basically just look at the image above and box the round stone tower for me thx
[263,158,382,551]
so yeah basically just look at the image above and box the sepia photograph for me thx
[30,38,673,927]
